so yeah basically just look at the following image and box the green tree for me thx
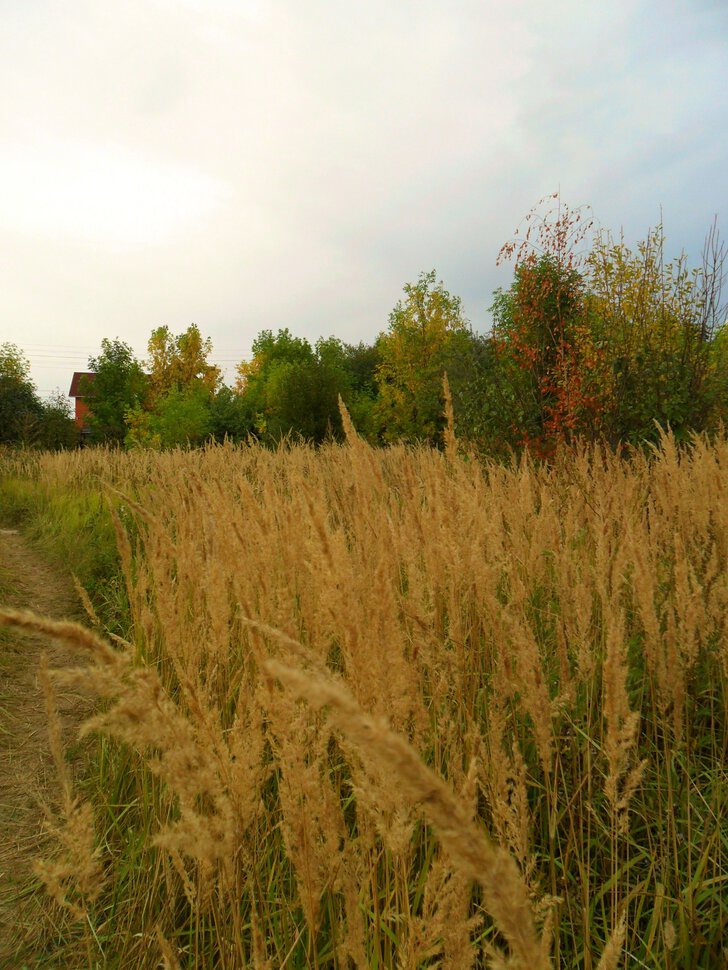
[209,385,253,442]
[235,329,312,389]
[375,270,471,444]
[0,343,43,445]
[85,339,148,444]
[266,356,342,442]
[125,385,213,449]
[439,329,503,451]
[708,322,728,424]
[35,392,79,450]
[234,329,353,443]
[321,339,382,440]
[586,223,727,443]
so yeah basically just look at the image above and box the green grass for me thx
[0,474,130,639]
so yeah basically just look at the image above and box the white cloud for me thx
[0,137,229,249]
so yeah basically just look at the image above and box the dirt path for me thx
[0,528,90,966]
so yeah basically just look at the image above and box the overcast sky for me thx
[1,0,726,399]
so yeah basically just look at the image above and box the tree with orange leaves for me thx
[490,195,613,456]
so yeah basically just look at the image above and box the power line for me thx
[18,350,248,360]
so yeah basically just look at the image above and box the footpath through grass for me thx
[0,527,96,966]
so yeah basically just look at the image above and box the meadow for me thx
[0,421,726,968]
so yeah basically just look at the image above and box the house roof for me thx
[69,372,96,397]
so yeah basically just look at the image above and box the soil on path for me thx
[0,528,91,966]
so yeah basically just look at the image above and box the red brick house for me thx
[69,372,95,438]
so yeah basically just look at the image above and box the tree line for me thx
[0,346,79,449]
[2,197,726,455]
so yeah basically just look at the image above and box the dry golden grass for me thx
[1,424,727,967]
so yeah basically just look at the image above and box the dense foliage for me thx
[6,198,726,454]
[0,343,77,449]
[85,338,148,444]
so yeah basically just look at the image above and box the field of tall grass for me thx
[1,422,726,968]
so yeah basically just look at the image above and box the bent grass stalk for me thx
[264,657,550,969]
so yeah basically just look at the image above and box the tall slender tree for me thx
[375,270,472,445]
[86,338,148,444]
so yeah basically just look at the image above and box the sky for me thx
[1,0,727,401]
